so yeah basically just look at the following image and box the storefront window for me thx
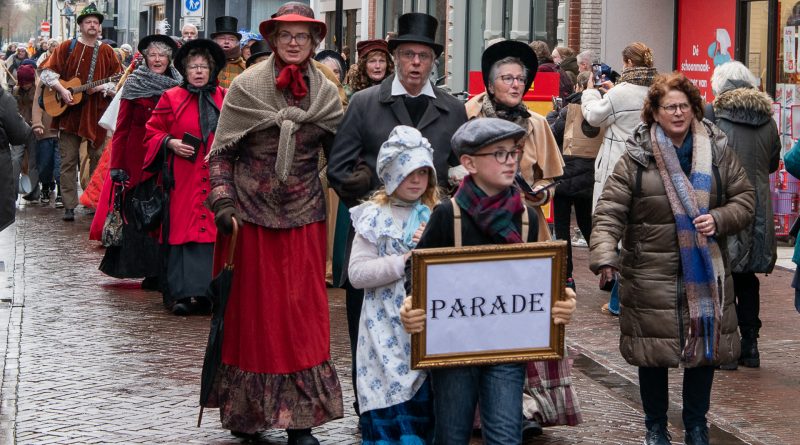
[251,0,297,32]
[746,0,769,88]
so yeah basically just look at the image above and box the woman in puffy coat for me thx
[583,42,657,209]
[583,41,658,315]
[708,61,781,370]
[589,72,754,445]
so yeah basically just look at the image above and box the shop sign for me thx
[676,0,736,101]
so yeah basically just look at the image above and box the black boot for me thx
[287,428,319,445]
[739,327,760,368]
[684,425,709,445]
[644,423,672,445]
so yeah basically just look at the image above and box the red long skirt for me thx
[213,221,331,374]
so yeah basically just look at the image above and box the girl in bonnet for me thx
[348,125,438,443]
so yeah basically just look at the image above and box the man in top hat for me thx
[326,12,467,413]
[210,16,246,88]
[40,2,122,221]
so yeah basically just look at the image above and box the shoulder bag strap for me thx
[450,197,462,248]
[521,207,529,241]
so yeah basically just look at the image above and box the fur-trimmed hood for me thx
[713,86,773,127]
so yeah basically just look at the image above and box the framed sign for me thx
[411,241,567,369]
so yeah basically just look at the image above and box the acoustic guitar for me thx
[43,73,123,117]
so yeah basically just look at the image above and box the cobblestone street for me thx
[1,202,798,444]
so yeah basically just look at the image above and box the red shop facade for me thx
[675,0,800,237]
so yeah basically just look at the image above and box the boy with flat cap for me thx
[400,117,577,444]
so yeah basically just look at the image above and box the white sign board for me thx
[425,257,553,355]
[181,16,204,31]
[410,241,566,369]
[182,0,204,18]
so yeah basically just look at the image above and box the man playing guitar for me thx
[40,3,122,221]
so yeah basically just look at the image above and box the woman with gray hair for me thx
[99,34,182,286]
[707,60,780,370]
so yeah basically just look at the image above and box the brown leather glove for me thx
[212,198,238,235]
[338,162,373,200]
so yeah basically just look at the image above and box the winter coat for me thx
[589,120,754,368]
[582,82,650,209]
[547,91,600,199]
[31,79,58,140]
[784,142,800,265]
[143,86,223,246]
[0,89,32,231]
[710,86,781,273]
[327,74,467,205]
[466,92,565,241]
[111,96,159,187]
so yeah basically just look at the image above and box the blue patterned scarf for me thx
[650,120,725,362]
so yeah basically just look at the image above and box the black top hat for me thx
[481,40,539,93]
[246,40,272,68]
[174,39,226,82]
[210,16,242,40]
[387,13,443,57]
[77,3,104,24]
[138,34,179,57]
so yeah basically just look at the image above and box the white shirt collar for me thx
[391,74,437,99]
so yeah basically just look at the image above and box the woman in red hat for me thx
[204,3,344,444]
[344,39,394,100]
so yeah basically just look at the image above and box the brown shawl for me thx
[208,54,343,182]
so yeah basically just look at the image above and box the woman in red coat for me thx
[98,34,182,285]
[143,39,226,315]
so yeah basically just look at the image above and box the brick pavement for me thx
[0,203,798,444]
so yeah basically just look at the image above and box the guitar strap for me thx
[71,39,100,83]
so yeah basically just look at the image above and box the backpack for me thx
[562,103,603,159]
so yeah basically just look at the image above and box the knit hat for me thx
[121,43,133,53]
[451,118,526,157]
[16,64,35,85]
[377,126,436,195]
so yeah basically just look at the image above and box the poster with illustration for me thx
[784,26,797,74]
[676,0,736,101]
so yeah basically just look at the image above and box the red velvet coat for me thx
[111,97,158,187]
[143,86,225,246]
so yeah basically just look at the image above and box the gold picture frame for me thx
[411,241,567,369]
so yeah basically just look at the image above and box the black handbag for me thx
[131,143,172,232]
[131,176,164,232]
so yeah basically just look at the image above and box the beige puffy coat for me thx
[589,120,754,368]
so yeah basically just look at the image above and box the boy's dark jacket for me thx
[405,198,539,292]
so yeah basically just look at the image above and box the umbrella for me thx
[197,218,239,427]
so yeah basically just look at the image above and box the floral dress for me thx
[348,199,432,443]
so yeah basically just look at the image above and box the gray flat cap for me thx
[451,117,527,157]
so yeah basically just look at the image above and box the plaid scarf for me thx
[454,175,525,243]
[650,120,726,362]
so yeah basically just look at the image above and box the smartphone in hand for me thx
[182,132,202,162]
[591,63,604,85]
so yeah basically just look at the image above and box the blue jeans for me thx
[431,364,525,445]
[36,137,60,190]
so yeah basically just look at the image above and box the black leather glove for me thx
[339,162,373,200]
[110,168,129,183]
[212,198,238,235]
